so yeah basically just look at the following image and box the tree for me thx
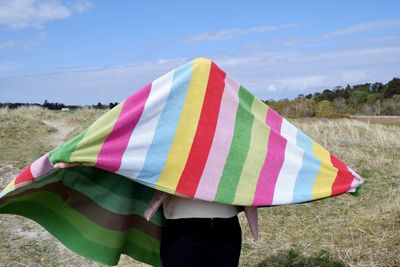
[313,92,322,101]
[353,83,369,92]
[343,85,352,99]
[370,82,384,93]
[383,77,400,98]
[321,89,334,101]
[352,90,370,104]
[43,99,49,109]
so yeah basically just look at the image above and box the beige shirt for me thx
[162,195,239,219]
[144,191,259,240]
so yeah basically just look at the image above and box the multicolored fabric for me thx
[0,58,363,266]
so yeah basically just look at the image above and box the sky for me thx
[0,0,399,105]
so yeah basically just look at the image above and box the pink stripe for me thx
[348,167,363,192]
[194,76,240,201]
[96,84,152,172]
[30,153,53,178]
[266,108,282,131]
[253,108,287,206]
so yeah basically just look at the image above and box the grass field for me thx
[0,107,399,267]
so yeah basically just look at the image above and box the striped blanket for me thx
[0,58,363,266]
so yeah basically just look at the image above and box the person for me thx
[160,195,242,267]
[144,191,258,267]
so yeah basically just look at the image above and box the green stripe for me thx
[70,103,123,164]
[123,239,161,267]
[4,191,128,247]
[214,87,255,204]
[63,172,150,215]
[49,128,88,164]
[126,228,160,253]
[234,98,270,205]
[3,166,165,226]
[71,167,152,198]
[0,200,120,265]
[61,167,164,225]
[0,191,161,266]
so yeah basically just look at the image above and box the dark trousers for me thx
[160,216,242,267]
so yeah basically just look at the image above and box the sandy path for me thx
[43,118,75,146]
[350,115,400,125]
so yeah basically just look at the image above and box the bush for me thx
[268,99,316,118]
[315,100,340,117]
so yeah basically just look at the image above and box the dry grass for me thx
[239,118,400,266]
[0,106,57,168]
[0,108,399,266]
[62,108,108,138]
[0,107,112,267]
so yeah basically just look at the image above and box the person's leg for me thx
[206,216,242,267]
[160,218,211,267]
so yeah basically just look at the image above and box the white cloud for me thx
[0,40,17,49]
[184,23,302,43]
[70,0,93,13]
[210,44,400,99]
[0,61,25,77]
[0,31,47,51]
[1,42,399,104]
[323,19,400,39]
[0,0,93,30]
[267,84,277,92]
[0,59,187,104]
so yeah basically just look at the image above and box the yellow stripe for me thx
[312,142,338,199]
[1,178,16,196]
[233,99,269,205]
[156,58,211,190]
[70,103,124,164]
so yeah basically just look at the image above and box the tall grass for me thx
[0,107,56,168]
[0,107,111,267]
[239,118,400,266]
[63,107,108,138]
[0,109,399,266]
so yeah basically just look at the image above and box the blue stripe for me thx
[136,62,193,184]
[292,130,321,203]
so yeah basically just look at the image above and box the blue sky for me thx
[0,0,399,105]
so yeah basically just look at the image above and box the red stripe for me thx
[175,62,226,197]
[330,153,354,195]
[15,165,34,186]
[95,83,152,172]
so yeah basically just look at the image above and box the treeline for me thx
[266,77,400,117]
[0,100,119,110]
[2,77,399,117]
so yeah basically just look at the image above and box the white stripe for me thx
[272,119,304,205]
[118,70,174,179]
[281,119,298,144]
